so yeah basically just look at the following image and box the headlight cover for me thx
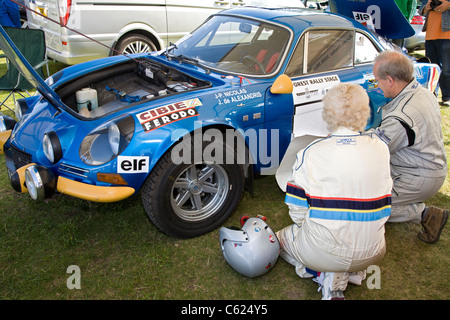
[15,99,28,121]
[79,115,134,166]
[43,131,63,164]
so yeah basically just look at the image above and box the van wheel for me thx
[115,34,157,55]
[141,131,245,238]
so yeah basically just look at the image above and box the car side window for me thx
[285,36,304,77]
[286,29,354,77]
[354,32,380,64]
[307,29,354,73]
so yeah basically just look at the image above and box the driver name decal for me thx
[137,98,202,132]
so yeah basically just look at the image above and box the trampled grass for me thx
[0,59,448,301]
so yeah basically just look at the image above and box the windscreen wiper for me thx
[167,53,210,74]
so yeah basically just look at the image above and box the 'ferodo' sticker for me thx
[136,98,201,132]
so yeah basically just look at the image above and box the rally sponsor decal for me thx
[136,98,202,132]
[352,11,376,31]
[291,75,340,138]
[118,156,149,173]
[292,74,340,106]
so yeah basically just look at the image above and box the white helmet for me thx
[219,216,280,278]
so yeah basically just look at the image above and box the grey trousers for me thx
[389,170,446,223]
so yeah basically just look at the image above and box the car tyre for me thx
[114,33,157,55]
[141,131,245,238]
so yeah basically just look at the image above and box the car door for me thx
[285,28,369,139]
[276,28,381,190]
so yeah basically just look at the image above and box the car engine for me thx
[56,58,211,118]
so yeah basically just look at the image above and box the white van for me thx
[25,0,305,65]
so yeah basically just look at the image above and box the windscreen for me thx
[170,15,290,76]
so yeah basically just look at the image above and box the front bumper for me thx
[3,139,135,203]
[56,175,135,202]
[0,130,12,154]
[11,163,135,203]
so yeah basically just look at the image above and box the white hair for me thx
[322,83,370,132]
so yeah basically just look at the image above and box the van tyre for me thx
[141,131,245,238]
[115,33,157,55]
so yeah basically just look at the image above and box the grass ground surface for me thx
[0,57,448,301]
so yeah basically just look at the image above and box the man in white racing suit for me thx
[276,83,392,300]
[374,50,448,243]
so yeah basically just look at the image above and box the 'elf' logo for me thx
[118,156,149,173]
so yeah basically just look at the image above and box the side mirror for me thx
[270,74,293,94]
[239,23,252,34]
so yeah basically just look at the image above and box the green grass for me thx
[0,59,448,301]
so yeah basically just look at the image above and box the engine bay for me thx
[56,58,211,118]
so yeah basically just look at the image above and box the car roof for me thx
[215,7,358,33]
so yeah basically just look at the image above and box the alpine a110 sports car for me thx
[0,3,440,238]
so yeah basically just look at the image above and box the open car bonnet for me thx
[0,26,65,111]
[329,0,415,39]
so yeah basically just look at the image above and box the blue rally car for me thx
[0,3,440,238]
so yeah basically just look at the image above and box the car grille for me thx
[59,163,89,178]
[10,144,32,169]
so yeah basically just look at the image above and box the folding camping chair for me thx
[0,26,49,112]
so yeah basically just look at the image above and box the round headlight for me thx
[0,113,17,132]
[79,115,134,166]
[15,99,28,121]
[43,131,63,164]
[25,166,44,200]
[25,165,56,200]
[0,116,6,132]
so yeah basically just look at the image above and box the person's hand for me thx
[424,0,433,13]
[434,0,450,13]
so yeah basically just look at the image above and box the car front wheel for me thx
[141,133,245,238]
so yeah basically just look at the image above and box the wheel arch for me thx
[110,24,164,56]
[145,122,255,195]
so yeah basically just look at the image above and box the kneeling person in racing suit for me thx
[373,50,448,243]
[276,83,392,300]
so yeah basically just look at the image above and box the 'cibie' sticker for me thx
[136,98,201,132]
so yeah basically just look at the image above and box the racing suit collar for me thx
[381,79,421,114]
[331,127,361,136]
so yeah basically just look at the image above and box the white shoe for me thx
[314,272,348,300]
[348,270,367,286]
